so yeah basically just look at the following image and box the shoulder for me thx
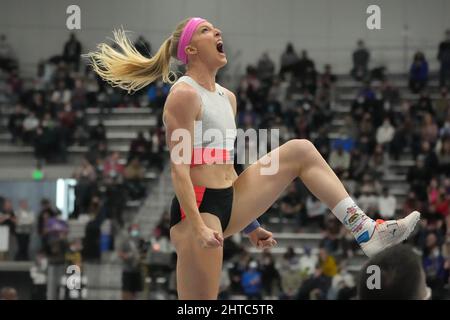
[168,81,200,104]
[164,82,201,120]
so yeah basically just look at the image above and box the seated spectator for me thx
[63,33,82,71]
[71,79,87,111]
[281,246,299,268]
[298,247,318,277]
[296,264,331,300]
[124,158,146,200]
[257,52,275,82]
[0,34,18,72]
[154,211,170,240]
[15,200,35,261]
[434,87,450,127]
[440,113,450,138]
[421,113,439,146]
[128,131,148,164]
[29,251,48,300]
[89,121,107,145]
[402,191,424,219]
[119,224,143,300]
[279,43,299,78]
[295,50,317,95]
[22,111,39,144]
[241,260,263,300]
[318,248,337,278]
[411,92,434,121]
[328,145,351,177]
[407,156,432,201]
[148,128,164,171]
[350,40,370,81]
[376,117,395,147]
[229,250,251,295]
[313,126,331,159]
[380,79,400,107]
[423,233,448,299]
[305,195,328,228]
[409,51,429,93]
[8,104,25,144]
[348,148,368,181]
[279,258,303,300]
[357,189,378,215]
[434,190,449,218]
[259,250,280,298]
[358,244,430,299]
[437,138,450,175]
[279,184,303,222]
[420,140,439,177]
[367,144,387,177]
[437,29,450,88]
[328,261,356,300]
[103,151,125,180]
[378,187,397,220]
[81,196,103,262]
[45,211,69,263]
[0,199,16,260]
[319,64,337,90]
[72,157,97,217]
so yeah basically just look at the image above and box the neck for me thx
[185,63,217,91]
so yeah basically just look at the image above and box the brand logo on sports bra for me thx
[218,91,225,96]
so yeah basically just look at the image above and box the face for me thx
[3,200,12,211]
[426,234,437,249]
[187,21,227,69]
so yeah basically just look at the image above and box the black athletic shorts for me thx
[169,185,234,232]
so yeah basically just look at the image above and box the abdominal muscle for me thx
[189,163,237,188]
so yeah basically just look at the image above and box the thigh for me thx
[170,212,224,300]
[225,140,303,237]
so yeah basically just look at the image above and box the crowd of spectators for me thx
[0,33,168,299]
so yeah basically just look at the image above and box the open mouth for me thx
[216,42,225,54]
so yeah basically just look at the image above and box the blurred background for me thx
[0,0,449,300]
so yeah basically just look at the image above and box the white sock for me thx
[331,197,376,244]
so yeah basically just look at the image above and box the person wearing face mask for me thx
[118,224,143,300]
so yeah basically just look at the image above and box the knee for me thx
[288,139,316,158]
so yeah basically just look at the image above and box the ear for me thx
[185,45,198,57]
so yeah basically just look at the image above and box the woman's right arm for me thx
[163,84,223,248]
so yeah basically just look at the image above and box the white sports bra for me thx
[167,76,237,166]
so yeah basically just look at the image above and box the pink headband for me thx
[177,17,206,64]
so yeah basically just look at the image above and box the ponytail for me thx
[84,28,176,93]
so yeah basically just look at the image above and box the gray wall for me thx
[1,0,449,77]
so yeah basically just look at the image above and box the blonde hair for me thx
[84,18,190,93]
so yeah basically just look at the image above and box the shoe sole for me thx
[362,210,421,257]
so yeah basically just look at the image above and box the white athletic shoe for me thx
[360,211,421,257]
